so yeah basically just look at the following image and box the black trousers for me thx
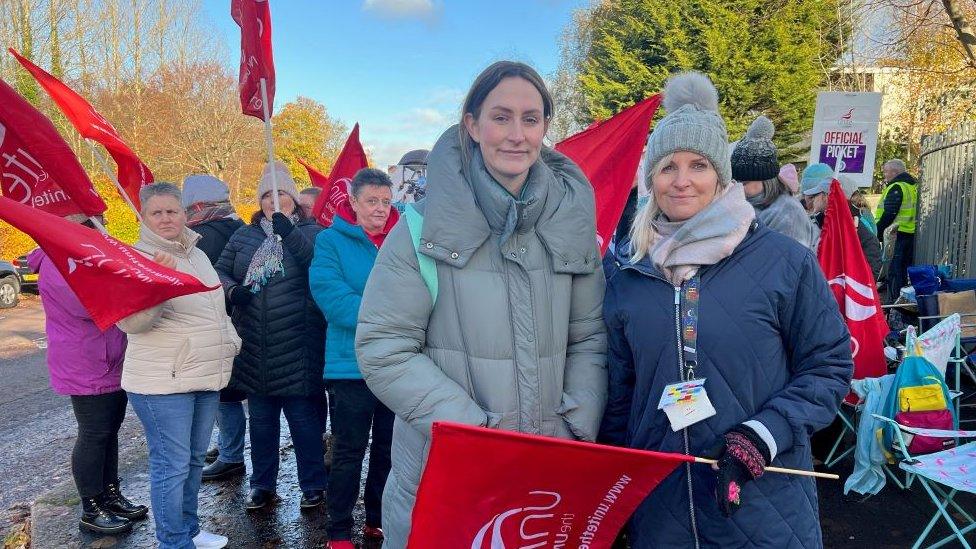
[327,380,394,539]
[887,231,916,303]
[69,390,128,498]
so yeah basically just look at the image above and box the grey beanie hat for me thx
[181,174,230,208]
[731,115,779,182]
[645,71,732,187]
[256,161,301,205]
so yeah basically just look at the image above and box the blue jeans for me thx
[128,391,219,549]
[248,394,328,493]
[216,401,246,464]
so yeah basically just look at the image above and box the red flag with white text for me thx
[408,422,691,549]
[0,195,218,330]
[232,0,275,119]
[10,48,153,211]
[310,123,367,227]
[818,180,889,380]
[0,77,105,217]
[556,95,661,253]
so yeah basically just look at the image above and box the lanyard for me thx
[679,275,700,381]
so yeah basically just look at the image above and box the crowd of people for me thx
[28,59,925,548]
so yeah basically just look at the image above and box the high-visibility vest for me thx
[875,179,917,234]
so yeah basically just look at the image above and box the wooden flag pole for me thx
[85,140,142,222]
[259,77,280,213]
[693,457,840,480]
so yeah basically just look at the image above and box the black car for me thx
[0,255,36,309]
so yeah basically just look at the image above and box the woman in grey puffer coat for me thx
[355,61,608,548]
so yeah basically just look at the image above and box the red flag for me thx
[310,123,368,227]
[232,0,275,119]
[0,195,218,330]
[556,95,661,253]
[10,48,153,211]
[818,180,889,380]
[0,77,105,217]
[408,422,691,549]
[297,158,329,188]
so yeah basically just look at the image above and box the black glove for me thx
[229,285,253,307]
[703,425,771,517]
[271,212,294,237]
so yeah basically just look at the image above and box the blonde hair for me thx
[628,152,725,262]
[628,154,671,262]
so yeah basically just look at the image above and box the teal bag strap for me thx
[404,204,438,304]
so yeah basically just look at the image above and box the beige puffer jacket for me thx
[118,225,241,395]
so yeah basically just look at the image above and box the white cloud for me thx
[363,0,436,19]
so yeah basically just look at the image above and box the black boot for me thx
[80,495,132,534]
[103,479,148,520]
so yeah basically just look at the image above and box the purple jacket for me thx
[27,249,126,396]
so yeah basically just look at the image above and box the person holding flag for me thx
[117,183,241,549]
[600,72,852,548]
[27,212,147,536]
[215,162,328,512]
[355,61,607,548]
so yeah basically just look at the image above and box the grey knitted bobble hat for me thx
[645,71,732,187]
[731,115,780,182]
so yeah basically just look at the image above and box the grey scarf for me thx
[648,183,756,285]
[243,215,299,293]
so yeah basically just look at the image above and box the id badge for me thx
[658,378,716,431]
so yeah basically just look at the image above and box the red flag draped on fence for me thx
[232,0,275,119]
[310,123,367,227]
[556,95,661,253]
[818,180,889,380]
[0,77,105,217]
[9,48,153,211]
[408,422,691,549]
[0,195,218,330]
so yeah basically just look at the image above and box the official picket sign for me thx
[808,91,883,188]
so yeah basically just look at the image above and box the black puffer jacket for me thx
[215,218,325,397]
[193,218,244,265]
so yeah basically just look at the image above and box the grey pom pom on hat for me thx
[645,71,732,187]
[731,115,780,182]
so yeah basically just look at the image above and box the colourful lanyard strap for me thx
[680,275,700,381]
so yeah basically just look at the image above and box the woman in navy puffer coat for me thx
[600,72,852,548]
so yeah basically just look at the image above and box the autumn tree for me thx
[271,96,347,187]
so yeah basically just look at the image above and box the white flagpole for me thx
[85,140,142,222]
[87,216,109,235]
[259,77,280,213]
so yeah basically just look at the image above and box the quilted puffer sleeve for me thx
[598,262,635,446]
[749,251,853,458]
[558,262,608,442]
[355,221,488,432]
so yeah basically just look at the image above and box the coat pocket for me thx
[171,340,191,378]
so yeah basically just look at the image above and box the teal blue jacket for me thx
[310,214,381,380]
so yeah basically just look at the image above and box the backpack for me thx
[403,203,438,304]
[882,335,957,455]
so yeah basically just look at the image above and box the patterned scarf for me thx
[243,215,297,293]
[185,201,239,228]
[649,182,756,285]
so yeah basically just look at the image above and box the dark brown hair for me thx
[459,61,553,160]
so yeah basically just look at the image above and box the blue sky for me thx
[201,0,589,169]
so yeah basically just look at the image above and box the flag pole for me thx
[692,457,840,479]
[87,216,109,235]
[85,140,142,222]
[259,77,280,213]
